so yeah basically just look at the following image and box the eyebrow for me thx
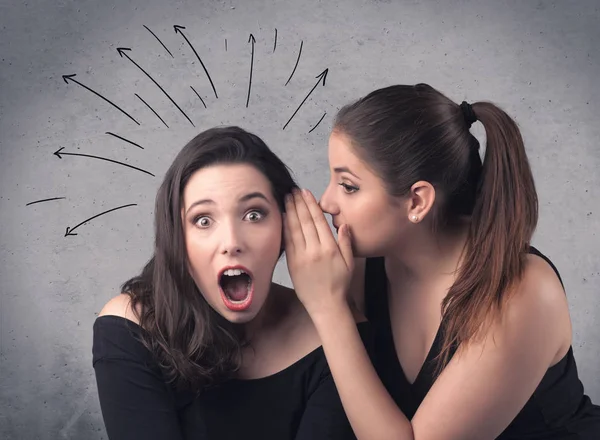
[333,166,361,180]
[186,191,270,214]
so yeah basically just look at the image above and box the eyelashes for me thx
[338,182,359,194]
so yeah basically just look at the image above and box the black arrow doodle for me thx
[106,132,144,150]
[144,25,174,58]
[246,34,256,108]
[283,68,329,131]
[174,25,218,99]
[117,47,194,127]
[26,197,66,207]
[285,40,303,86]
[135,93,169,128]
[308,112,327,133]
[53,147,155,177]
[273,28,278,53]
[62,74,140,126]
[190,86,207,109]
[64,203,137,237]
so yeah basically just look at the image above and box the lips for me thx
[217,265,254,312]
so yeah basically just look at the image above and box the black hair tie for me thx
[460,101,477,128]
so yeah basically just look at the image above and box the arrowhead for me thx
[53,147,64,159]
[248,33,256,44]
[62,74,76,84]
[117,47,132,57]
[316,68,329,86]
[64,227,77,237]
[174,25,186,34]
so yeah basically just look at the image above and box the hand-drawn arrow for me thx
[64,203,137,237]
[190,86,207,109]
[117,47,194,127]
[143,25,174,58]
[174,25,218,99]
[285,40,303,86]
[283,68,329,130]
[308,112,327,133]
[53,147,155,177]
[246,34,256,108]
[105,132,143,149]
[62,74,140,126]
[135,93,169,128]
[26,197,66,207]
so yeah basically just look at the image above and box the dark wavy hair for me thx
[121,126,298,392]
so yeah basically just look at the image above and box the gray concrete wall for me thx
[1,0,598,438]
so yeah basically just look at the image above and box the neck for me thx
[384,220,470,287]
[239,283,282,341]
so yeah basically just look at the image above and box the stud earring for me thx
[411,215,418,222]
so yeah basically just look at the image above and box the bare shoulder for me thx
[494,252,571,361]
[98,293,140,325]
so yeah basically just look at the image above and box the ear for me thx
[406,180,435,223]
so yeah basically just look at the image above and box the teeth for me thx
[223,268,247,277]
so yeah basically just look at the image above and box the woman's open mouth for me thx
[218,266,254,311]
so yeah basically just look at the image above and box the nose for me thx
[318,182,339,215]
[219,222,244,255]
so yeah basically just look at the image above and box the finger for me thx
[293,189,321,245]
[338,225,355,270]
[285,192,306,249]
[301,189,337,246]
[282,213,294,254]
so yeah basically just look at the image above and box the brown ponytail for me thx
[436,102,538,372]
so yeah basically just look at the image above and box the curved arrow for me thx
[26,197,66,206]
[174,25,218,99]
[285,40,303,86]
[283,68,329,130]
[64,203,137,237]
[117,47,194,127]
[135,93,169,128]
[53,147,155,177]
[143,25,174,58]
[62,74,140,126]
[308,112,327,133]
[246,34,256,108]
[105,132,143,149]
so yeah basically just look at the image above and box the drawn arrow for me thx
[190,86,207,108]
[64,203,137,237]
[53,147,155,177]
[26,197,66,206]
[246,34,256,108]
[117,47,194,127]
[143,25,174,58]
[62,74,140,126]
[174,25,218,99]
[285,40,303,86]
[308,112,327,133]
[105,132,143,149]
[283,68,329,130]
[135,93,169,128]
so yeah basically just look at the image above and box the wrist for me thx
[309,299,355,332]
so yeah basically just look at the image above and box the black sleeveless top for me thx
[364,246,600,439]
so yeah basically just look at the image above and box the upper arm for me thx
[94,298,184,440]
[411,256,571,440]
[294,372,356,440]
